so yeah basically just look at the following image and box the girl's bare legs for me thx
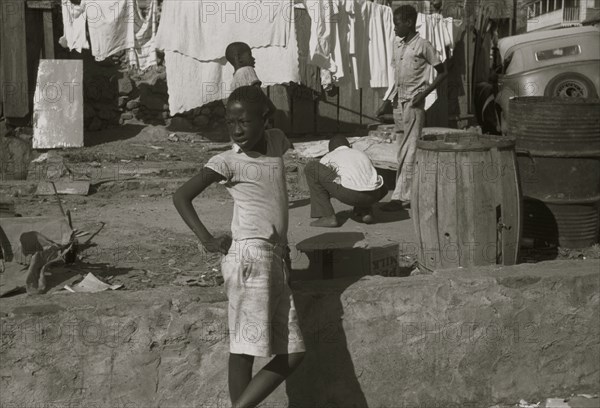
[231,352,305,408]
[229,353,254,402]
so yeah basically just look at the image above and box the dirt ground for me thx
[2,123,599,296]
[1,124,599,407]
[1,124,419,294]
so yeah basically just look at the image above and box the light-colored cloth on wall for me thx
[59,0,89,52]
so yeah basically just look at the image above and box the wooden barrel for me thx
[411,133,522,271]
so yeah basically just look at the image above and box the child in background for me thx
[304,135,388,227]
[379,5,447,211]
[173,86,305,408]
[226,42,276,120]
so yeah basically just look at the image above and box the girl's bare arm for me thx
[173,167,230,254]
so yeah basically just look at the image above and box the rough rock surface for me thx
[0,260,598,407]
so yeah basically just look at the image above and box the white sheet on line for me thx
[156,0,292,62]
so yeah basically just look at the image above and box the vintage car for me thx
[496,26,600,134]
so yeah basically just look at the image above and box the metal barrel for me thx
[509,97,600,249]
[509,97,600,157]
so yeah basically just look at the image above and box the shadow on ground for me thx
[84,124,146,147]
[285,276,369,406]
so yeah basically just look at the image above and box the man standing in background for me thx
[378,4,448,211]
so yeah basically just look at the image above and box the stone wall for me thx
[81,51,225,133]
[0,260,598,407]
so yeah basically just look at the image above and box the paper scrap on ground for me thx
[32,153,49,163]
[64,273,122,293]
[545,398,570,407]
[519,400,541,408]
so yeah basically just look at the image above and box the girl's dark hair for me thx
[394,5,418,26]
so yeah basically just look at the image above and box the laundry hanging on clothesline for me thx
[157,0,300,114]
[155,0,291,62]
[303,0,395,91]
[59,0,404,112]
[59,0,158,71]
[128,0,159,71]
[59,0,89,53]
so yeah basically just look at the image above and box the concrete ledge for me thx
[0,260,598,407]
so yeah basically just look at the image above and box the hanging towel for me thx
[127,0,158,71]
[59,0,89,52]
[156,0,292,62]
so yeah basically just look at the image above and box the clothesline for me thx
[59,0,463,114]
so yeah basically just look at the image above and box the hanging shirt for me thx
[127,0,158,71]
[367,2,395,89]
[86,0,134,61]
[59,0,89,53]
[303,0,336,72]
[320,146,385,192]
[352,0,370,89]
[156,0,292,62]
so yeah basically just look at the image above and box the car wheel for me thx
[545,73,598,98]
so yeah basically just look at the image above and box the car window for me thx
[502,52,513,74]
[535,45,581,61]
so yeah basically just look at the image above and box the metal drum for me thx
[411,132,521,271]
[509,97,600,249]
